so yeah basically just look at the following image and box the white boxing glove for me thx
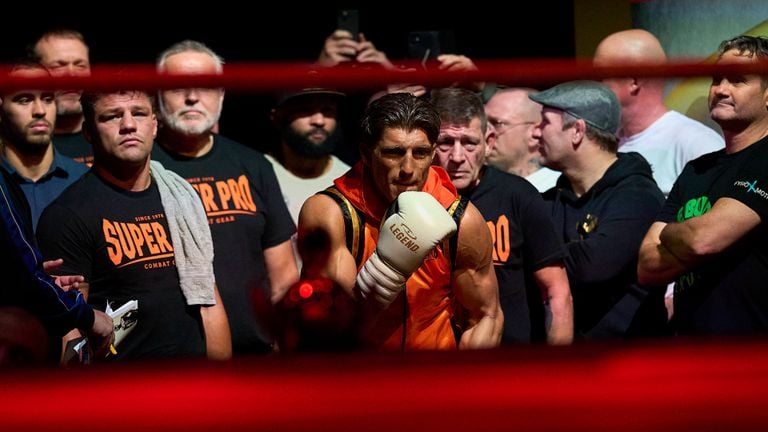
[357,191,457,306]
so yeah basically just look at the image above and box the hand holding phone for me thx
[337,9,359,40]
[408,31,442,65]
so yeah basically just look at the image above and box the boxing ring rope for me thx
[1,59,768,431]
[1,338,768,431]
[1,58,767,92]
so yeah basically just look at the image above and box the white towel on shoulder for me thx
[150,160,215,306]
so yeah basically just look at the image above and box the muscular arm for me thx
[265,240,300,304]
[637,222,687,285]
[297,194,358,294]
[660,197,760,265]
[453,203,503,349]
[532,263,573,345]
[200,284,231,360]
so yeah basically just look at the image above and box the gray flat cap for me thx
[529,80,619,134]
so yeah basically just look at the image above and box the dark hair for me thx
[717,35,768,60]
[0,59,50,98]
[6,58,48,75]
[360,93,440,152]
[29,28,88,61]
[81,90,155,133]
[562,112,618,153]
[430,87,488,134]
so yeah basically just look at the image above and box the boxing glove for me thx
[357,191,457,306]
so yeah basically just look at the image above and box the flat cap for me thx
[529,80,619,134]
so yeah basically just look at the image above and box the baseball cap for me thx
[529,80,619,134]
[276,87,345,108]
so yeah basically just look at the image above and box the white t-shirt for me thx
[265,154,350,225]
[619,111,724,196]
[526,166,560,193]
[265,154,350,269]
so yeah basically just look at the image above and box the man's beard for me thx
[56,92,84,116]
[282,126,341,159]
[159,99,221,136]
[0,122,52,155]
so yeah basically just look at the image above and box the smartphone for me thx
[407,31,442,61]
[337,9,359,40]
[407,30,456,62]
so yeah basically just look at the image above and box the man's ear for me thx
[485,128,496,156]
[571,119,586,147]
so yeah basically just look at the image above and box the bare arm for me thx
[637,222,687,285]
[532,263,573,345]
[265,240,300,304]
[297,194,358,293]
[200,284,231,360]
[661,198,760,264]
[453,203,503,349]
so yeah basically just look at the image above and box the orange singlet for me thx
[333,162,462,350]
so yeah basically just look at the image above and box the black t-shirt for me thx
[469,167,566,343]
[37,171,206,360]
[659,136,768,335]
[52,132,93,166]
[152,135,295,354]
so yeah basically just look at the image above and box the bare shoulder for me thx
[298,193,357,289]
[455,201,493,269]
[299,193,344,231]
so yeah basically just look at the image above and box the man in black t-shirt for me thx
[153,40,298,355]
[639,35,768,335]
[38,89,231,360]
[431,87,573,345]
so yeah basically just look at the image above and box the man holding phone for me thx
[317,10,393,68]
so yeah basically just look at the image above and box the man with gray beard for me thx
[151,40,298,356]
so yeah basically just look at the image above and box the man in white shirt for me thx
[265,88,350,263]
[484,88,559,192]
[594,29,724,196]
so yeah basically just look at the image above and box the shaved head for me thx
[594,29,667,66]
[592,29,670,137]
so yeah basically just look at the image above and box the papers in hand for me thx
[105,300,138,347]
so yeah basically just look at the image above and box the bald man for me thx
[485,88,559,192]
[594,29,723,196]
[595,29,724,321]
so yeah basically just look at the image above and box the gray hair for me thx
[156,40,225,73]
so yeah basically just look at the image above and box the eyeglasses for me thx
[488,118,537,135]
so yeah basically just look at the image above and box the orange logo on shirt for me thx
[103,215,174,268]
[185,175,257,224]
[486,215,510,265]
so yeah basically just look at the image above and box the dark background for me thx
[0,4,575,155]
